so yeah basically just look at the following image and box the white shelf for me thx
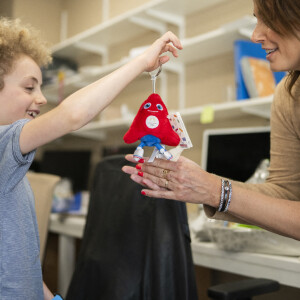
[42,59,130,103]
[52,0,165,60]
[154,0,227,15]
[179,95,273,122]
[42,0,263,140]
[175,15,255,64]
[72,96,273,140]
[51,0,229,61]
[43,0,234,102]
[43,15,255,103]
[192,241,300,288]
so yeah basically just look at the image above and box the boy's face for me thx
[0,55,47,125]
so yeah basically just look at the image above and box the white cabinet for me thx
[42,0,271,140]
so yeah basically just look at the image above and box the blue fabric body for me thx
[139,134,164,151]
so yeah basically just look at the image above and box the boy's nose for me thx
[35,93,47,105]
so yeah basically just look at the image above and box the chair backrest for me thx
[66,155,198,300]
[27,172,60,263]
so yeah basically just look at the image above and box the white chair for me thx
[27,172,60,263]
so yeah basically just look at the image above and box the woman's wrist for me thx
[208,174,223,208]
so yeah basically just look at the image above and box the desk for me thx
[49,214,86,296]
[49,213,300,296]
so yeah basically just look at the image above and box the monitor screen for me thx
[201,126,270,182]
[40,150,91,192]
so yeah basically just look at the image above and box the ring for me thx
[164,179,169,189]
[162,169,169,179]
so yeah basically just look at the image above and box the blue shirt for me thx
[0,119,43,299]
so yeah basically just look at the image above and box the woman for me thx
[123,0,300,241]
[0,16,182,299]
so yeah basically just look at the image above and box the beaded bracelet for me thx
[218,179,225,212]
[218,179,232,212]
[224,180,232,212]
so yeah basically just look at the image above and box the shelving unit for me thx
[43,15,256,105]
[43,0,236,104]
[41,0,265,141]
[51,0,229,60]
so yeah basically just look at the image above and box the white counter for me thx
[49,213,300,296]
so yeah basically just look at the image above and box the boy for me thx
[0,17,182,299]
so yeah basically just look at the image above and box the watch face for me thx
[145,115,159,129]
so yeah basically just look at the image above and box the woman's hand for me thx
[122,154,220,206]
[140,31,182,72]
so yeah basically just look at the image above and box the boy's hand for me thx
[141,31,182,72]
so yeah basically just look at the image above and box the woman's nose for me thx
[251,23,266,44]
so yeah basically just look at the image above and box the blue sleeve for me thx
[0,119,36,192]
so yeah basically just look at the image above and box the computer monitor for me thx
[201,126,270,182]
[40,150,91,192]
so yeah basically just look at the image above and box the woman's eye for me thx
[144,103,151,109]
[26,87,34,91]
[156,104,163,110]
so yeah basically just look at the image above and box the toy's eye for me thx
[156,104,163,111]
[144,103,151,109]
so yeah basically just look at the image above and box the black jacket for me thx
[66,155,198,300]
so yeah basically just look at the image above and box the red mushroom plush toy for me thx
[123,93,180,161]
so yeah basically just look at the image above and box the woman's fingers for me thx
[130,174,147,187]
[122,165,137,175]
[141,178,164,191]
[140,188,178,201]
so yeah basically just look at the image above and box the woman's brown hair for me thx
[254,0,300,97]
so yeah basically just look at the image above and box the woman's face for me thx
[251,2,300,72]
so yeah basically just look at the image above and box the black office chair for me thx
[66,155,198,300]
[208,278,280,299]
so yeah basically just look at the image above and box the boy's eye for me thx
[26,87,34,91]
[144,103,151,109]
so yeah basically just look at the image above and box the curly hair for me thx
[254,0,300,98]
[0,17,52,90]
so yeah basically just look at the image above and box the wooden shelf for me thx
[72,96,273,140]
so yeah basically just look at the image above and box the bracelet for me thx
[218,179,225,212]
[224,180,232,212]
[218,179,232,212]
